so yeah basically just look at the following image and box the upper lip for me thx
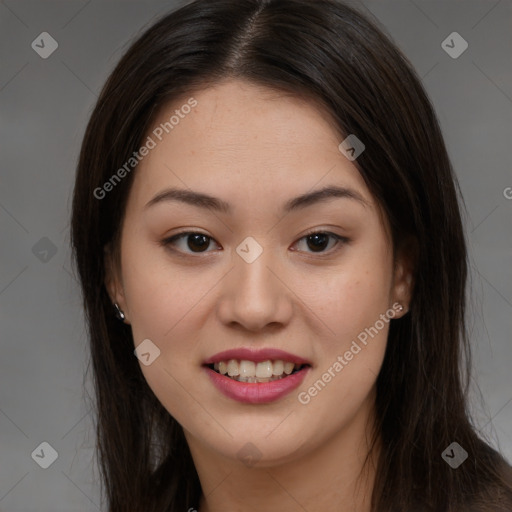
[203,347,311,366]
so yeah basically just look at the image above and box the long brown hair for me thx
[70,1,512,510]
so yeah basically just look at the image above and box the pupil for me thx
[307,233,328,252]
[188,234,209,252]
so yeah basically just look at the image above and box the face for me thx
[106,79,412,467]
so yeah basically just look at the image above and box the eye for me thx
[293,230,348,254]
[161,230,349,256]
[161,231,218,254]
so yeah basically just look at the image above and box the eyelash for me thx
[160,229,349,257]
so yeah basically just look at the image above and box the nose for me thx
[216,244,293,333]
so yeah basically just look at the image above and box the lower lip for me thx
[203,365,311,404]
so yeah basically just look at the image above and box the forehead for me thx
[150,80,344,155]
[126,79,377,219]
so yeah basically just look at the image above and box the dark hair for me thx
[70,0,512,510]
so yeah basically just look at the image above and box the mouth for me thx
[205,359,310,383]
[202,348,312,403]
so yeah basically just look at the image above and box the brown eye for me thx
[162,232,217,253]
[294,232,348,254]
[306,233,330,252]
[185,233,211,252]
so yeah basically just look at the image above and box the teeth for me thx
[283,361,295,375]
[256,360,273,378]
[272,360,284,375]
[227,359,239,376]
[239,360,256,378]
[210,359,306,382]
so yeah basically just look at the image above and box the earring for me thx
[113,303,125,321]
[397,304,404,312]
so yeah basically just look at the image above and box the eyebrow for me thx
[144,185,369,213]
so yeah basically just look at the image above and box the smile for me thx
[208,359,307,383]
[203,347,312,403]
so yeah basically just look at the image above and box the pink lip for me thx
[203,365,311,404]
[203,347,311,365]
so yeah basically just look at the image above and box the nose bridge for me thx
[234,236,280,301]
[218,235,292,330]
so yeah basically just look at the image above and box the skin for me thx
[106,79,414,512]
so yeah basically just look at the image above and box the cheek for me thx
[292,246,393,348]
[294,268,392,438]
[121,236,211,336]
[295,340,386,450]
[121,248,217,426]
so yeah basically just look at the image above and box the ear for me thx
[390,236,417,317]
[104,244,130,324]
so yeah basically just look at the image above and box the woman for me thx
[70,0,512,510]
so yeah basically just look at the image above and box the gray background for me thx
[1,0,511,510]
